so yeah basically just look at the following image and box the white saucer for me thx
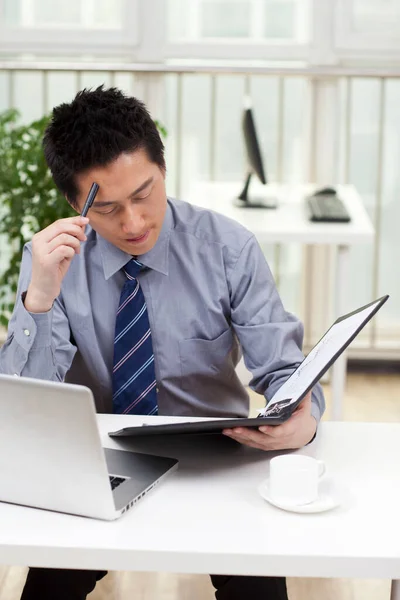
[258,476,342,513]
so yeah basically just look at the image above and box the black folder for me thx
[108,295,388,439]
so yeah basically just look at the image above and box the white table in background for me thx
[188,182,375,420]
[0,415,399,599]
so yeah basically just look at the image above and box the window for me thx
[352,0,400,35]
[335,0,400,56]
[0,0,138,55]
[167,0,310,42]
[3,0,125,29]
[166,0,311,61]
[1,0,400,64]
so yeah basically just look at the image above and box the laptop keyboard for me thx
[109,476,126,491]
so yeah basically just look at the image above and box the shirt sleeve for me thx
[228,235,325,423]
[0,243,77,381]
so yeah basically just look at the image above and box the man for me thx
[0,86,325,600]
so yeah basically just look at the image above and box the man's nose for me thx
[121,206,145,234]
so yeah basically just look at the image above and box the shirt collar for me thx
[98,200,172,280]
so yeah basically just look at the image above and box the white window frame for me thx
[334,0,400,62]
[165,0,312,62]
[0,0,139,57]
[0,0,399,66]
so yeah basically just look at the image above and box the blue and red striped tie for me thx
[112,258,158,415]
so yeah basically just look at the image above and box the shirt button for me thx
[23,329,30,336]
[156,387,159,393]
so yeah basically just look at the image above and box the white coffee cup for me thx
[269,455,326,506]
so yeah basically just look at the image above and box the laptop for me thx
[0,374,178,520]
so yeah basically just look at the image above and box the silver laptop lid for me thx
[0,374,116,519]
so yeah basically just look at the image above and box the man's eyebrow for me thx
[92,177,154,208]
[128,176,154,198]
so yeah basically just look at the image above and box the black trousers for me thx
[21,568,288,600]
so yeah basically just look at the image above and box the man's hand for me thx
[222,392,317,451]
[24,216,89,313]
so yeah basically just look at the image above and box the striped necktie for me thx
[112,258,158,415]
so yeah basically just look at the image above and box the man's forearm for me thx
[0,299,74,381]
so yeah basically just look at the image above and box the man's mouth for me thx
[125,231,150,243]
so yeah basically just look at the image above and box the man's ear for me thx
[65,195,79,213]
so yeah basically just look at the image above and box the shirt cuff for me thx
[307,401,321,445]
[311,400,321,423]
[13,292,54,350]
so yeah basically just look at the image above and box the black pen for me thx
[81,182,99,217]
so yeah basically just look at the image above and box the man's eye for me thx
[97,207,116,215]
[135,191,151,201]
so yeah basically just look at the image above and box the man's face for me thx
[74,149,167,256]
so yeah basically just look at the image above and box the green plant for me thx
[0,109,73,327]
[0,109,166,328]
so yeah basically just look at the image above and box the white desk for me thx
[0,415,399,599]
[188,182,375,420]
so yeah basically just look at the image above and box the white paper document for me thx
[259,299,382,417]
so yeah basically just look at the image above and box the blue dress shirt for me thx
[0,198,325,420]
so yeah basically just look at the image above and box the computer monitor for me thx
[235,98,278,209]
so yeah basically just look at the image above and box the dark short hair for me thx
[43,85,165,207]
